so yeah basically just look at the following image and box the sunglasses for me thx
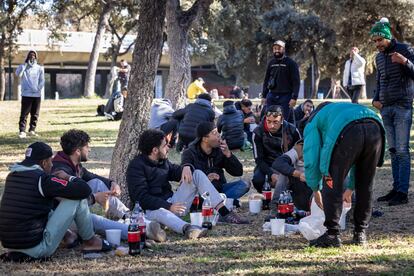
[266,111,283,117]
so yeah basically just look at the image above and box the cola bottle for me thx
[201,192,213,230]
[277,191,289,219]
[262,175,272,210]
[128,212,141,256]
[286,190,294,217]
[190,194,200,212]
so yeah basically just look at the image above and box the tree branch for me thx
[179,0,212,28]
[118,40,135,56]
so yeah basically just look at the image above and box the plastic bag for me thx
[298,199,351,241]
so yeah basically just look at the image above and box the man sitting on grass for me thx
[127,129,249,239]
[0,142,112,262]
[52,129,166,243]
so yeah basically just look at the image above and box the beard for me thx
[28,59,37,66]
[274,52,284,58]
[80,153,88,162]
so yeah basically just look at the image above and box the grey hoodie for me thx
[148,99,175,129]
[15,50,45,98]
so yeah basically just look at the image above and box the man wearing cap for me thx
[181,122,250,217]
[187,77,207,99]
[252,105,301,201]
[16,50,45,139]
[262,40,300,118]
[342,47,366,104]
[371,18,414,206]
[0,142,112,261]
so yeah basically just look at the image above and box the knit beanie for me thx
[370,17,392,40]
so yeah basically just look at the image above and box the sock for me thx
[218,206,230,217]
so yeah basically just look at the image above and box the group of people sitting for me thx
[0,95,386,261]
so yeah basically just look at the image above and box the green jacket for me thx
[303,103,385,191]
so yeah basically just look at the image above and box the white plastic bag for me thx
[298,199,351,241]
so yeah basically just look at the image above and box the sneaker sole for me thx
[147,222,167,242]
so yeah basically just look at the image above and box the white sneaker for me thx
[28,131,39,137]
[18,132,26,138]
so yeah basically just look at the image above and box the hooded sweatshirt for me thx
[148,99,175,129]
[15,50,45,98]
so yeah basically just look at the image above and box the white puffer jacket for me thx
[342,53,366,87]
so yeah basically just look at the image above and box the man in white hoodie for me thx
[342,47,366,104]
[16,50,45,138]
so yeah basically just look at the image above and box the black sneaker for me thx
[352,231,367,245]
[309,233,342,248]
[377,189,397,202]
[388,192,408,206]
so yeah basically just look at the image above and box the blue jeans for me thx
[14,199,94,258]
[380,105,413,194]
[222,180,250,200]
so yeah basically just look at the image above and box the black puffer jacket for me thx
[217,105,245,150]
[373,39,414,107]
[127,154,188,211]
[173,98,215,141]
[252,120,301,177]
[181,142,243,192]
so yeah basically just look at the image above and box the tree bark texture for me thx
[109,0,167,207]
[164,0,212,109]
[83,2,112,97]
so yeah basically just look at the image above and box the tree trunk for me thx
[164,0,213,109]
[109,0,167,207]
[84,2,112,98]
[103,43,121,99]
[0,33,6,101]
[310,49,320,99]
[164,0,192,109]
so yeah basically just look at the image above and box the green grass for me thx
[0,99,414,275]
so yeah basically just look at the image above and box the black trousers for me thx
[323,119,383,235]
[19,96,41,132]
[346,85,362,104]
[160,119,179,147]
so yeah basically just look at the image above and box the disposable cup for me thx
[249,199,262,214]
[190,212,203,227]
[225,198,234,211]
[105,229,122,246]
[271,218,285,236]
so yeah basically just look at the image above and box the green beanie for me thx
[370,18,392,40]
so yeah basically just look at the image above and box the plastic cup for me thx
[271,219,285,236]
[190,212,203,227]
[249,199,262,214]
[225,198,234,211]
[105,229,122,246]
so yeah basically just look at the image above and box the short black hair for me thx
[60,129,91,155]
[223,100,234,107]
[240,99,252,107]
[138,129,165,155]
[197,93,212,102]
[303,99,314,105]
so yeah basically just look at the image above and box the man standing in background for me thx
[342,47,366,103]
[16,50,45,139]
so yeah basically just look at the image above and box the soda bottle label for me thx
[128,231,140,243]
[202,207,214,217]
[139,225,146,234]
[263,191,272,200]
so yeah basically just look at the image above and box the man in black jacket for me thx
[173,93,215,150]
[262,40,300,118]
[252,105,301,196]
[217,101,245,150]
[272,140,313,212]
[182,122,250,213]
[238,99,257,143]
[371,18,414,206]
[0,142,111,261]
[51,129,167,242]
[127,129,249,239]
[287,99,313,126]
